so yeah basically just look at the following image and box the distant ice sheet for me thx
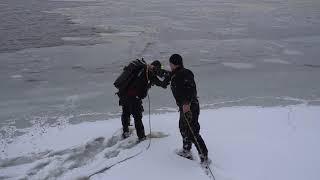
[10,75,23,79]
[283,49,304,55]
[222,62,255,69]
[263,58,290,64]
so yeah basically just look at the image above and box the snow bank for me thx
[1,105,320,180]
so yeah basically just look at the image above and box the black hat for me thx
[151,60,161,69]
[169,54,183,66]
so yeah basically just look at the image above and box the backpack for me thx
[113,59,146,93]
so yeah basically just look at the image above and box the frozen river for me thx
[1,0,320,145]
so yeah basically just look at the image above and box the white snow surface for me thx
[1,105,320,180]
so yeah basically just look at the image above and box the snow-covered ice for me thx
[1,105,319,180]
[1,0,320,179]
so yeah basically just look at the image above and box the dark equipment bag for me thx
[113,59,146,92]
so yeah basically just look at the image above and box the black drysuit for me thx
[170,66,208,157]
[119,62,166,139]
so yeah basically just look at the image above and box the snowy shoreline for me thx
[1,105,319,180]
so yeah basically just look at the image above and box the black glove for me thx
[160,80,169,88]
